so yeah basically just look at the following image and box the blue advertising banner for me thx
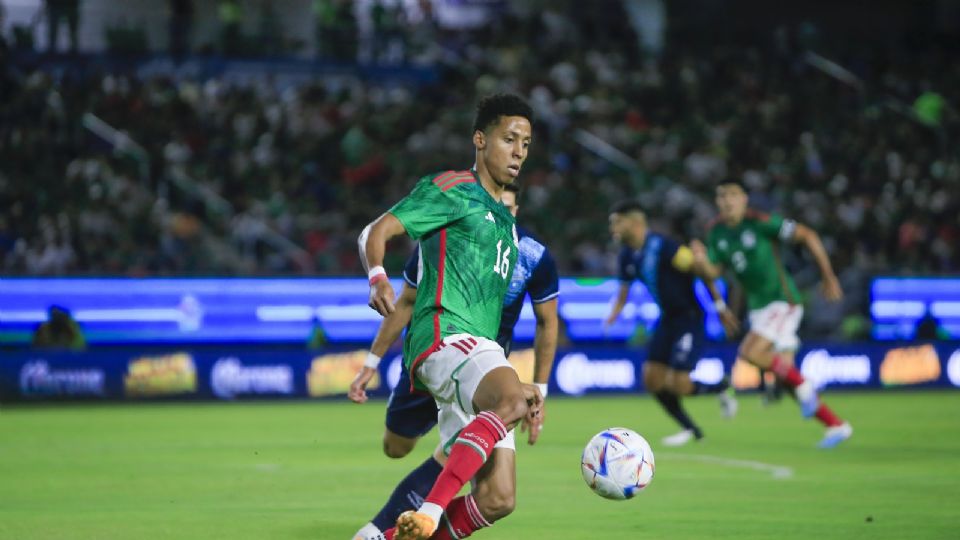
[871,278,960,340]
[5,276,960,345]
[0,277,726,345]
[2,341,957,402]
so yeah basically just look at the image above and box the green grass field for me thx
[2,391,958,539]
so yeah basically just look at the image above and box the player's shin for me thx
[653,391,702,439]
[814,403,844,427]
[769,354,805,388]
[770,354,820,417]
[419,412,508,524]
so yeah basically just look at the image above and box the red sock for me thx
[425,411,507,510]
[433,495,491,540]
[769,355,804,388]
[814,403,843,427]
[383,528,395,540]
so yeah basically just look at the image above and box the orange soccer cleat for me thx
[394,510,437,540]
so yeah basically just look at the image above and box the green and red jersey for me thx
[389,169,518,384]
[706,210,802,310]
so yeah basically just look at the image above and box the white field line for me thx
[660,452,794,479]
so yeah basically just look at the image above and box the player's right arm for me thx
[604,249,633,327]
[755,213,843,302]
[359,174,468,316]
[348,282,418,404]
[604,283,630,328]
[690,238,723,281]
[679,243,739,337]
[791,223,843,302]
[359,213,407,316]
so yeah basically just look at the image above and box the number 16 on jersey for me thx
[493,240,511,279]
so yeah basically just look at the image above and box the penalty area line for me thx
[659,452,794,479]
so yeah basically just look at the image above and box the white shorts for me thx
[748,302,804,352]
[415,334,516,455]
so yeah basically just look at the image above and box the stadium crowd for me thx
[1,1,958,336]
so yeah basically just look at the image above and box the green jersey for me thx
[389,169,518,382]
[706,210,802,310]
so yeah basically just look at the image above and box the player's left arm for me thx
[523,297,558,445]
[523,249,560,445]
[790,222,843,302]
[532,299,558,389]
[674,244,740,337]
[348,282,417,404]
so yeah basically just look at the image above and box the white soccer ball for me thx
[580,427,655,500]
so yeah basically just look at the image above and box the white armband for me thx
[535,383,548,398]
[779,219,797,240]
[364,352,382,369]
[714,299,728,312]
[368,266,387,285]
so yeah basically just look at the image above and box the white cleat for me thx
[719,389,738,419]
[661,429,700,447]
[818,422,853,449]
[353,523,385,540]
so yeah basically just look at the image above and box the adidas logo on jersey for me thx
[485,211,496,223]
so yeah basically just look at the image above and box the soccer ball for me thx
[580,427,655,500]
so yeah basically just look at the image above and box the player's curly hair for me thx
[717,177,749,193]
[473,93,534,134]
[610,199,644,215]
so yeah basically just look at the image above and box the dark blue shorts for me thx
[385,365,438,439]
[647,313,705,372]
[497,336,513,357]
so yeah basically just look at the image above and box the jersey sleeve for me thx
[389,175,469,240]
[402,247,420,287]
[756,212,798,241]
[617,248,636,282]
[527,248,559,303]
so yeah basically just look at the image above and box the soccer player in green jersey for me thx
[691,179,853,449]
[358,94,544,540]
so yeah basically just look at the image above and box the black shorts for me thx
[647,313,705,372]
[384,364,438,439]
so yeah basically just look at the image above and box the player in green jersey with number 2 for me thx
[692,178,853,449]
[359,94,544,540]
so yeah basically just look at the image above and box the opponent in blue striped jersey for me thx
[349,184,558,540]
[605,200,740,448]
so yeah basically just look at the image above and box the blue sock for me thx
[692,376,730,395]
[370,456,444,531]
[692,381,726,395]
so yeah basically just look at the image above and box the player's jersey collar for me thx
[469,167,512,211]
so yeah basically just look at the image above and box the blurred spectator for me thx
[32,306,86,350]
[914,311,949,341]
[45,0,79,54]
[306,315,328,350]
[217,0,242,55]
[332,0,357,62]
[313,0,337,59]
[1,1,958,339]
[371,0,406,65]
[169,0,193,60]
